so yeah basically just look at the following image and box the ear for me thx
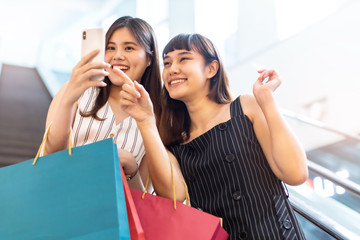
[146,56,152,67]
[206,60,219,79]
[147,60,152,67]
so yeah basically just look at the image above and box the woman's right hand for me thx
[115,68,155,125]
[63,49,110,105]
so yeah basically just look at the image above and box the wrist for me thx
[136,115,156,129]
[126,167,139,181]
[61,93,78,108]
[255,89,275,108]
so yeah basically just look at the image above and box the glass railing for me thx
[282,110,360,239]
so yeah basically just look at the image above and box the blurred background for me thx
[0,0,359,239]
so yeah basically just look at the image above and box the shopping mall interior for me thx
[0,0,359,239]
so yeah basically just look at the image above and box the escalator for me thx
[284,112,360,239]
[0,64,52,167]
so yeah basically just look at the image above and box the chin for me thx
[108,78,124,86]
[168,92,183,101]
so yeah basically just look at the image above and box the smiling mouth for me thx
[112,65,129,70]
[170,79,185,85]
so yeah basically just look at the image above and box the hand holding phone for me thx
[81,28,105,81]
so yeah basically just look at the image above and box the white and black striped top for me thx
[72,87,145,165]
[169,97,306,240]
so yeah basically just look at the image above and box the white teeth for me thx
[170,79,185,85]
[113,65,129,70]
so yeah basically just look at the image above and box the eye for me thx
[106,46,115,50]
[163,61,171,67]
[125,46,134,51]
[179,57,189,62]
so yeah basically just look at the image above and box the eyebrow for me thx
[164,50,193,59]
[107,41,138,46]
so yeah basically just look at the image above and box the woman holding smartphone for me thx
[118,33,308,239]
[43,16,162,190]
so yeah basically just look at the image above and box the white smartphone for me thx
[81,28,105,81]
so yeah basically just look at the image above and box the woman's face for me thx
[162,49,211,101]
[105,27,150,86]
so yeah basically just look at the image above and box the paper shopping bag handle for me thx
[32,123,73,165]
[141,159,190,210]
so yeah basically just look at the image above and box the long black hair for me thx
[159,33,231,146]
[81,16,162,126]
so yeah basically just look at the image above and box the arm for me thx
[44,82,77,154]
[117,148,148,191]
[44,50,110,154]
[136,116,186,202]
[116,68,186,201]
[243,69,308,185]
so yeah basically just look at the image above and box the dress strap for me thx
[230,96,244,117]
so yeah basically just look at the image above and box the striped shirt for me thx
[169,96,305,240]
[72,87,145,164]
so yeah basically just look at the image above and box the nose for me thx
[113,49,125,60]
[168,62,179,75]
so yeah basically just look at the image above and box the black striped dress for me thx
[168,96,306,240]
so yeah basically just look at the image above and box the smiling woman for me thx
[41,16,162,191]
[105,28,150,86]
[118,33,308,239]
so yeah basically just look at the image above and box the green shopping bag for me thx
[0,138,130,240]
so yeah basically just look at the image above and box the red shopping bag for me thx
[130,188,228,240]
[130,162,228,240]
[120,166,145,240]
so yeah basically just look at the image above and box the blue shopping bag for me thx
[0,138,130,240]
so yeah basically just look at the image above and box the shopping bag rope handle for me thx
[32,124,73,165]
[141,159,190,210]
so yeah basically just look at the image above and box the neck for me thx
[185,97,224,133]
[109,85,122,101]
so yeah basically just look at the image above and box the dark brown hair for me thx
[159,33,231,146]
[81,16,162,126]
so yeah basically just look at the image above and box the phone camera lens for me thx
[83,31,86,40]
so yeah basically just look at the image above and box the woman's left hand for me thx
[117,148,138,177]
[254,69,281,93]
[253,69,281,105]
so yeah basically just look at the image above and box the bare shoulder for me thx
[239,94,261,123]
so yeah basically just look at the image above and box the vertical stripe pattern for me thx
[72,87,145,164]
[169,96,305,240]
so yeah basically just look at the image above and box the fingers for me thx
[78,49,101,66]
[120,82,142,107]
[257,69,279,82]
[85,68,110,81]
[255,68,282,93]
[119,89,138,107]
[74,49,110,75]
[88,81,107,89]
[134,81,149,97]
[82,61,111,74]
[123,83,140,98]
[113,67,134,86]
[72,50,110,83]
